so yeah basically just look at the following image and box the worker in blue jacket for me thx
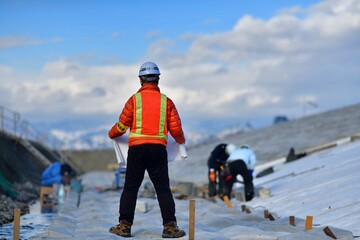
[41,162,72,186]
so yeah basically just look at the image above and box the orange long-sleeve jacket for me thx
[108,83,185,147]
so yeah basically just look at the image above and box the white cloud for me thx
[51,37,63,43]
[0,59,142,119]
[1,0,359,132]
[0,36,64,49]
[0,65,13,74]
[0,36,43,48]
[147,39,175,56]
[157,0,360,124]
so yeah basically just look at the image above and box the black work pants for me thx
[224,160,254,201]
[119,144,176,225]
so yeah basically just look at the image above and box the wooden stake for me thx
[264,210,269,218]
[189,199,195,240]
[13,208,20,240]
[323,226,337,239]
[267,213,275,221]
[223,195,232,208]
[305,216,313,231]
[289,216,295,226]
[241,204,246,212]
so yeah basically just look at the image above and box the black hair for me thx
[60,163,72,176]
[140,74,160,85]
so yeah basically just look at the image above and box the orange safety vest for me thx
[129,91,168,143]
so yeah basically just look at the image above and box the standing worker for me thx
[207,143,237,199]
[223,145,257,202]
[108,62,186,238]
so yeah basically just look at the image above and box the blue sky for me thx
[1,0,360,141]
[0,0,317,71]
[1,0,318,70]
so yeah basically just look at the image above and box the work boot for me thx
[162,221,186,238]
[245,191,254,201]
[109,220,132,237]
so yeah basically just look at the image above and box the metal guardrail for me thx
[21,120,48,143]
[0,105,21,136]
[0,105,59,149]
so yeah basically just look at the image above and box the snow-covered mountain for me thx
[49,126,247,150]
[24,103,360,151]
[42,121,253,150]
[50,125,112,150]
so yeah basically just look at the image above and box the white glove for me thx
[179,144,188,160]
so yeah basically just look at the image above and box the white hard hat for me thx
[138,62,161,77]
[225,144,237,155]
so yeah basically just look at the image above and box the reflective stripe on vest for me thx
[129,92,168,140]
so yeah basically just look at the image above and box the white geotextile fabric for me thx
[112,135,187,167]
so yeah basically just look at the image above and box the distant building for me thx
[273,115,289,124]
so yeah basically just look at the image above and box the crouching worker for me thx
[108,62,186,238]
[223,145,257,202]
[207,143,236,200]
[41,162,72,187]
[40,162,72,212]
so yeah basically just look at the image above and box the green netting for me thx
[0,170,18,198]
